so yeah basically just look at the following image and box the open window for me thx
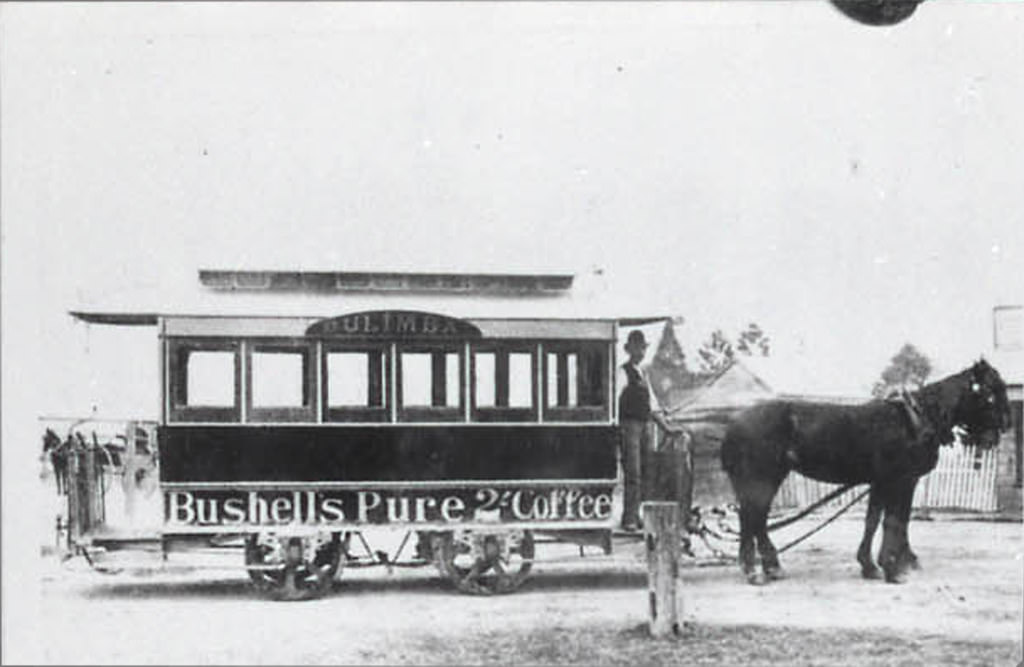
[397,345,464,422]
[471,344,537,422]
[323,344,389,422]
[542,341,609,422]
[246,341,315,422]
[168,339,241,422]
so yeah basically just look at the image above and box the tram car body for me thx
[69,309,633,598]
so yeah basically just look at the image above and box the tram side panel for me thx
[159,424,618,532]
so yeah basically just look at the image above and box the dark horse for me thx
[43,428,70,495]
[721,359,1010,585]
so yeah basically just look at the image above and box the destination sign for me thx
[306,310,481,339]
[165,486,614,527]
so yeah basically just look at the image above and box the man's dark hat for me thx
[625,330,648,348]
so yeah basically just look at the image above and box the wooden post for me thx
[124,421,138,523]
[643,501,683,638]
[66,448,82,545]
[82,444,99,531]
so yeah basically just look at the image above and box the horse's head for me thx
[43,428,61,452]
[953,359,1011,448]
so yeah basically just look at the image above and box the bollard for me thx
[643,501,683,638]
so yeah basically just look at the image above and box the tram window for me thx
[543,343,608,421]
[327,351,385,407]
[251,351,308,408]
[398,347,463,421]
[246,343,315,423]
[323,346,388,422]
[401,352,458,407]
[508,353,533,407]
[475,352,497,407]
[546,352,580,407]
[187,351,236,406]
[472,347,536,420]
[168,340,240,422]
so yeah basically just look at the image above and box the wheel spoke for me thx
[460,559,484,584]
[436,531,534,595]
[245,533,340,601]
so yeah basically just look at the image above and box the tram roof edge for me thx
[198,270,575,294]
[69,311,160,326]
[69,311,680,326]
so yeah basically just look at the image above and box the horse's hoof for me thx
[746,571,768,586]
[907,558,922,571]
[764,566,786,581]
[884,571,908,584]
[861,566,883,580]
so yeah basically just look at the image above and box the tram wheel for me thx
[244,532,342,601]
[433,530,534,595]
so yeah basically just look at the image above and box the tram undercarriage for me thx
[75,523,627,601]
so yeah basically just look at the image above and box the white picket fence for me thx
[776,444,999,512]
[915,444,999,511]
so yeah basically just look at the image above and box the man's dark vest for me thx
[619,363,651,421]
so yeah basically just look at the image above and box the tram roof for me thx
[69,311,676,341]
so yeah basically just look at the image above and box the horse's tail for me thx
[720,414,748,477]
[721,402,801,476]
[720,431,739,477]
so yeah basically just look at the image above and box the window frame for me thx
[470,342,538,423]
[541,340,609,423]
[167,338,242,423]
[321,342,391,423]
[244,339,317,423]
[395,343,465,423]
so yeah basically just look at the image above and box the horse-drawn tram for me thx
[60,308,679,600]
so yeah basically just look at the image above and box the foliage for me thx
[697,323,771,375]
[872,343,933,398]
[736,322,771,357]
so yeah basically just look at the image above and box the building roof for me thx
[663,354,869,422]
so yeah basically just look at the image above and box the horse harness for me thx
[782,390,929,468]
[892,388,925,440]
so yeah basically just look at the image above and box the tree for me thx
[697,323,771,375]
[697,329,734,375]
[736,322,771,357]
[872,343,933,398]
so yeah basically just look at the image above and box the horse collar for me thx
[895,389,925,439]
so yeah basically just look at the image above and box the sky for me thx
[3,1,1023,422]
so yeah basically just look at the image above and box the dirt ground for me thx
[18,515,1024,665]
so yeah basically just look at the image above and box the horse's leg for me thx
[857,485,883,579]
[878,480,913,584]
[754,478,786,581]
[737,500,760,584]
[53,453,66,495]
[897,478,921,572]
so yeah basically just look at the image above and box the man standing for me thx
[617,330,686,531]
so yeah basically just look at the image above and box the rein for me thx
[776,487,870,554]
[694,486,871,562]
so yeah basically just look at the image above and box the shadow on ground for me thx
[71,568,649,601]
